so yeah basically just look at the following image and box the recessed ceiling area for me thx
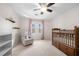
[8,3,79,20]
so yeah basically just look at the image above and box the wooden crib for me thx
[52,26,79,56]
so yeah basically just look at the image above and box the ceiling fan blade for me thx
[47,9,53,12]
[41,12,43,14]
[34,9,40,11]
[47,3,55,7]
[39,3,43,7]
[39,3,47,8]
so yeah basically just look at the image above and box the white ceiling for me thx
[8,3,79,20]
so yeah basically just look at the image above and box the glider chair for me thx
[21,32,33,46]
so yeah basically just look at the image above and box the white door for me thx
[31,21,43,40]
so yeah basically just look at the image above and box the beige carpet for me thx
[12,40,66,56]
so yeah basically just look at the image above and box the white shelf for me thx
[0,40,11,47]
[0,47,11,56]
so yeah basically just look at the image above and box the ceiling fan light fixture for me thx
[41,7,47,12]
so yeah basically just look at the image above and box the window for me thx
[32,24,35,33]
[32,23,42,33]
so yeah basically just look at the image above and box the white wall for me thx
[0,4,20,47]
[20,18,29,34]
[51,6,79,30]
[0,17,12,36]
[44,20,52,40]
[0,4,20,27]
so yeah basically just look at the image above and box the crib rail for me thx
[52,26,79,56]
[52,29,75,48]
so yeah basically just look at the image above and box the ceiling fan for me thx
[34,3,55,15]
